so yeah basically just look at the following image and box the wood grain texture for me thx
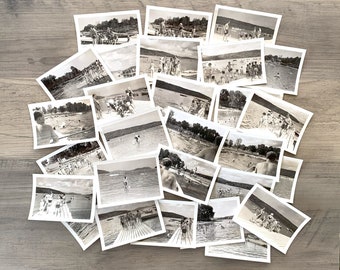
[0,0,339,269]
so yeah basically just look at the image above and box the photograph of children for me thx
[210,167,275,201]
[132,200,197,248]
[199,39,266,87]
[28,174,96,223]
[158,145,220,204]
[94,156,163,208]
[139,35,201,81]
[205,229,270,263]
[28,96,98,149]
[36,140,108,176]
[164,107,229,163]
[196,197,244,247]
[62,220,99,250]
[271,156,303,203]
[84,75,154,124]
[145,6,212,42]
[233,184,311,254]
[98,42,138,80]
[218,129,284,179]
[152,74,216,120]
[99,108,169,160]
[237,91,313,154]
[96,200,165,250]
[209,5,281,44]
[37,48,114,100]
[74,10,142,51]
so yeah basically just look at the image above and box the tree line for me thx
[225,138,281,157]
[39,102,92,115]
[265,54,301,69]
[41,66,82,90]
[82,17,138,33]
[153,16,208,31]
[219,89,247,110]
[159,148,185,169]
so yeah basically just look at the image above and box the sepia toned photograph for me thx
[36,140,108,176]
[271,156,303,203]
[233,184,311,254]
[237,91,313,154]
[96,200,165,250]
[37,48,114,100]
[205,229,270,263]
[196,197,244,247]
[145,5,212,41]
[74,10,142,51]
[94,156,163,208]
[138,35,201,81]
[99,108,169,160]
[158,145,220,204]
[84,75,154,125]
[209,5,281,44]
[28,174,96,223]
[28,96,98,149]
[164,107,229,163]
[132,200,198,248]
[152,74,216,120]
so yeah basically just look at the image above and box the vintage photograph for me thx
[99,108,169,160]
[209,5,281,44]
[63,221,99,250]
[84,75,154,124]
[237,90,313,154]
[36,140,108,176]
[196,197,244,247]
[28,96,98,149]
[28,174,96,223]
[210,167,275,201]
[271,156,303,203]
[218,129,284,179]
[152,74,216,120]
[164,107,229,163]
[139,35,201,81]
[233,184,311,254]
[145,6,212,41]
[205,229,270,263]
[37,48,114,100]
[74,10,142,51]
[96,200,165,250]
[199,39,266,86]
[94,156,163,208]
[158,145,220,204]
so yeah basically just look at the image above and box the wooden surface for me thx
[0,0,339,269]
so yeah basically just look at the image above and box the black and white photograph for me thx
[205,229,270,263]
[28,96,98,149]
[271,156,303,203]
[62,221,100,250]
[36,48,114,100]
[94,156,163,208]
[209,5,281,44]
[210,167,275,201]
[28,174,96,223]
[145,6,212,41]
[199,39,266,86]
[237,91,313,154]
[84,75,154,125]
[138,35,201,81]
[164,107,229,163]
[158,145,220,204]
[99,108,169,160]
[218,129,284,179]
[196,197,244,247]
[152,74,216,120]
[132,200,197,248]
[36,140,108,176]
[233,184,311,254]
[96,200,165,250]
[251,45,306,95]
[74,10,142,51]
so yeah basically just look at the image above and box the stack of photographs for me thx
[27,4,312,262]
